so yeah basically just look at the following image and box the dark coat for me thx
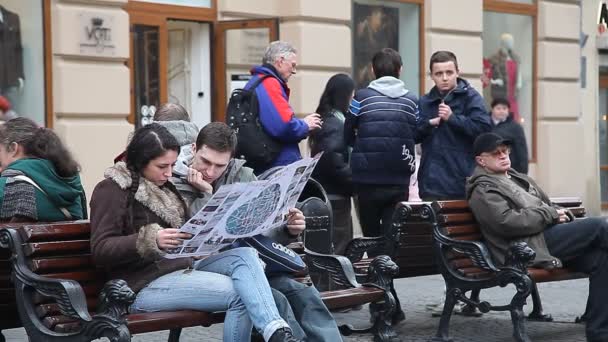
[0,6,24,89]
[309,111,352,196]
[416,78,491,199]
[345,77,418,186]
[466,166,564,268]
[492,114,529,174]
[90,163,191,293]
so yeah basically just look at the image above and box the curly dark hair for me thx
[0,117,80,177]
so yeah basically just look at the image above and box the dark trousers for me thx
[269,275,343,342]
[354,184,408,238]
[543,217,608,341]
[329,196,353,255]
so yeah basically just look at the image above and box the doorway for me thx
[127,3,278,128]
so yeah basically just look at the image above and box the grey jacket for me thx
[171,158,298,245]
[466,166,566,269]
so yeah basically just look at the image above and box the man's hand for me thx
[286,208,306,236]
[187,167,213,194]
[437,102,453,121]
[429,117,441,126]
[157,228,192,251]
[556,209,570,223]
[303,113,323,131]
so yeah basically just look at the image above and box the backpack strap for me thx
[12,174,73,220]
[247,74,272,91]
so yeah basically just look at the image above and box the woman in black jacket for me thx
[309,73,355,254]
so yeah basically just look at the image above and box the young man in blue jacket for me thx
[345,48,418,238]
[417,50,491,200]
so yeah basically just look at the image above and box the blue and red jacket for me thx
[246,65,309,173]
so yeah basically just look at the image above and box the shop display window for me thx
[352,0,421,96]
[482,10,534,159]
[0,1,46,125]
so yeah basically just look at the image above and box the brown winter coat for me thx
[90,162,192,292]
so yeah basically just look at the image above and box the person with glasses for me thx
[467,132,608,342]
[244,41,322,174]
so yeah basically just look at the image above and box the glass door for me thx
[129,15,168,127]
[212,19,279,122]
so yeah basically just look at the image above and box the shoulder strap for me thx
[248,74,272,91]
[12,175,73,220]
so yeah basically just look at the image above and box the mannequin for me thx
[482,33,522,122]
[0,5,25,107]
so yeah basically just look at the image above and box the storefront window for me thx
[0,1,46,125]
[352,0,420,96]
[482,11,534,158]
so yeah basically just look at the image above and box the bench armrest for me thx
[343,236,385,263]
[304,248,360,288]
[0,227,93,322]
[433,224,501,274]
[0,227,135,341]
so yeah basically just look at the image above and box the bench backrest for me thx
[1,221,102,333]
[431,197,586,279]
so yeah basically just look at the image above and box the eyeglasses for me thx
[482,146,511,157]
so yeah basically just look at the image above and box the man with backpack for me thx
[237,41,322,174]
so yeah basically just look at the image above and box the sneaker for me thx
[268,327,302,342]
[428,300,466,317]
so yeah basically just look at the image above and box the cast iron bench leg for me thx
[527,282,553,322]
[430,287,458,342]
[168,328,182,342]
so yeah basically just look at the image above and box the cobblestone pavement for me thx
[3,275,588,341]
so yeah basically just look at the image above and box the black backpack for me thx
[226,75,282,173]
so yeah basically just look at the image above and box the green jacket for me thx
[465,166,563,269]
[0,158,87,222]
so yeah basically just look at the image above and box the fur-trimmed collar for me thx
[104,162,185,228]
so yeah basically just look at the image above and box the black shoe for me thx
[268,327,302,342]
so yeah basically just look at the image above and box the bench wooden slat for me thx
[320,287,385,310]
[438,212,475,225]
[445,224,481,236]
[30,255,93,272]
[20,222,90,242]
[127,311,226,334]
[24,240,90,257]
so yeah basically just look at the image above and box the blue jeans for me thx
[544,217,608,341]
[130,247,289,341]
[269,274,343,342]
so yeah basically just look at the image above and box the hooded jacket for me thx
[466,166,565,268]
[417,78,491,199]
[172,158,297,246]
[345,76,418,186]
[90,162,192,292]
[0,158,87,222]
[247,65,309,173]
[154,120,199,178]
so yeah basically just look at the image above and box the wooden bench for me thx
[429,198,588,342]
[0,221,400,342]
[341,198,586,329]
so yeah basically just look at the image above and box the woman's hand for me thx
[187,167,213,194]
[156,228,192,251]
[286,208,306,236]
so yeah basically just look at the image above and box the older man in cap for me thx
[466,132,608,342]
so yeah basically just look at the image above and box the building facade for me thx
[3,0,602,214]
